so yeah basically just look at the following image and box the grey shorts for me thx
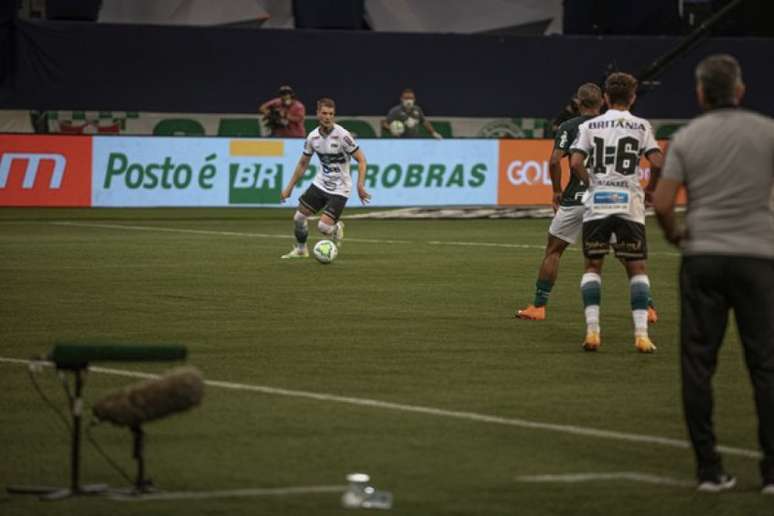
[548,205,584,244]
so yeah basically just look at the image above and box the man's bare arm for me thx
[570,151,590,184]
[352,148,371,204]
[653,176,684,246]
[258,98,277,115]
[644,149,664,205]
[548,148,565,212]
[423,120,441,139]
[280,154,311,202]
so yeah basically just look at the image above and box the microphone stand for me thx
[7,365,109,500]
[130,425,155,494]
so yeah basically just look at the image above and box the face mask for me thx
[402,99,415,109]
[283,97,292,106]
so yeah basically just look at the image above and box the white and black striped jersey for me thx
[570,109,660,224]
[303,124,359,198]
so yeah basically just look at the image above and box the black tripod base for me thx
[105,483,160,500]
[7,483,109,501]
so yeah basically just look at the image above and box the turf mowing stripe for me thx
[0,357,760,460]
[110,485,345,502]
[48,221,681,256]
[514,472,694,487]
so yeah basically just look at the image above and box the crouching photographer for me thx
[259,85,306,137]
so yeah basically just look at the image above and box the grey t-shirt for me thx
[663,108,774,259]
[386,104,426,137]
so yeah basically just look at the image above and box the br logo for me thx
[227,140,285,204]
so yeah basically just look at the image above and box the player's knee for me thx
[318,220,335,235]
[630,274,649,286]
[293,211,308,229]
[581,272,602,287]
[546,240,568,257]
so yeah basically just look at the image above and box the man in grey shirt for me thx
[654,54,774,494]
[382,88,442,139]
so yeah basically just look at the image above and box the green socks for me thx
[533,279,553,307]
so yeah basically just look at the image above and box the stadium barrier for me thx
[3,110,687,140]
[0,134,667,208]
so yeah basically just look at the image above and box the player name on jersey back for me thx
[586,119,648,131]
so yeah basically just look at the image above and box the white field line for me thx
[49,221,681,256]
[514,472,694,487]
[50,222,411,244]
[428,240,548,251]
[109,485,345,502]
[0,357,759,460]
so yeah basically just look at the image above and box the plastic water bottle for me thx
[341,473,393,510]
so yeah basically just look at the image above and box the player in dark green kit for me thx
[516,82,657,323]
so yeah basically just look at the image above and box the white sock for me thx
[580,272,602,333]
[633,310,648,337]
[585,305,600,333]
[293,211,309,251]
[318,220,336,237]
[630,274,650,338]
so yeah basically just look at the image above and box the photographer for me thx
[259,85,306,138]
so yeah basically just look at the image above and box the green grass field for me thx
[0,208,769,516]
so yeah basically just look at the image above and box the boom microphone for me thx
[93,367,204,427]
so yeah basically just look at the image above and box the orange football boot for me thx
[582,331,601,352]
[647,305,658,324]
[516,305,546,321]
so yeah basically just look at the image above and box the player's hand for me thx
[666,225,686,246]
[432,131,443,140]
[552,192,562,213]
[358,185,371,205]
[280,187,292,203]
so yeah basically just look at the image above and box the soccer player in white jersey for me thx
[279,98,371,258]
[569,73,664,353]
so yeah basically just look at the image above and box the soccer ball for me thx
[389,120,405,137]
[313,240,338,264]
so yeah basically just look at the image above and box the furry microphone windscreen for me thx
[93,366,204,427]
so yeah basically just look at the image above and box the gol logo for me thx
[506,160,552,186]
[498,140,561,206]
[0,135,92,206]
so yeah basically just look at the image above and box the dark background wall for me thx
[1,18,772,119]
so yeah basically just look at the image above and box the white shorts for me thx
[548,205,584,244]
